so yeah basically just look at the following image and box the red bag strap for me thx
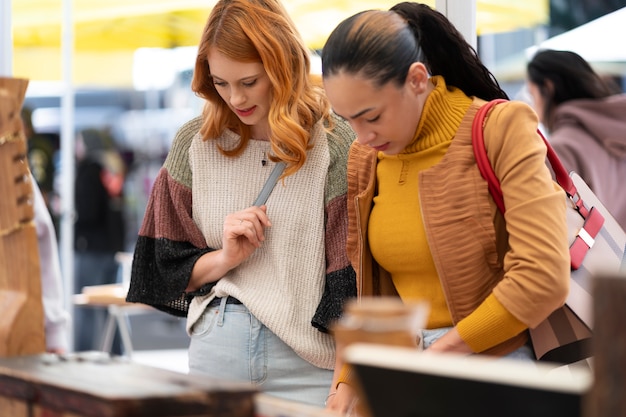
[471,99,605,270]
[471,99,507,214]
[471,99,577,210]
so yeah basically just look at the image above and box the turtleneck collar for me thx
[402,76,473,154]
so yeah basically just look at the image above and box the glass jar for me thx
[333,296,429,349]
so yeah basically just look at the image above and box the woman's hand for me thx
[426,327,473,354]
[186,205,271,292]
[220,205,271,266]
[326,382,359,415]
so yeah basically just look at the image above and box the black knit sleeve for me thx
[126,236,215,317]
[312,266,356,333]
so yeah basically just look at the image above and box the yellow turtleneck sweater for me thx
[368,76,525,349]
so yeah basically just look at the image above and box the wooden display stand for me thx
[0,353,257,417]
[0,77,46,357]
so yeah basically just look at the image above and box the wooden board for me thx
[0,353,257,417]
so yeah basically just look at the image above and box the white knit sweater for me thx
[187,122,335,369]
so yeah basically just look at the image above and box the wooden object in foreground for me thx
[584,274,626,417]
[0,76,46,357]
[0,352,257,417]
[255,394,340,417]
[332,297,429,417]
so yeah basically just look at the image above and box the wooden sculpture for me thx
[0,76,46,356]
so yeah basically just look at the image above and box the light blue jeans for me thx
[188,297,333,407]
[421,327,535,361]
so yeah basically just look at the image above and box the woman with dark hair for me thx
[126,0,356,407]
[321,3,570,412]
[527,49,626,229]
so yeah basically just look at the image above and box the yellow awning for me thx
[12,0,548,86]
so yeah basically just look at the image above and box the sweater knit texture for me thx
[127,114,357,370]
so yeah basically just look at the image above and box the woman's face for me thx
[526,81,546,124]
[323,64,430,155]
[207,47,272,139]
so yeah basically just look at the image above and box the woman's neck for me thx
[251,120,270,141]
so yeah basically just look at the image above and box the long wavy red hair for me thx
[191,0,331,176]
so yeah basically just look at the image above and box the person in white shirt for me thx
[32,174,71,353]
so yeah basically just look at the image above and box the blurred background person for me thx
[22,106,60,227]
[526,49,626,229]
[73,128,127,353]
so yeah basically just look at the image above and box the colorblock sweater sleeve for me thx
[312,115,358,332]
[126,117,215,317]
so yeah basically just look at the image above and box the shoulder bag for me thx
[472,99,626,365]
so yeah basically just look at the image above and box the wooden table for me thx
[0,353,256,417]
[74,284,152,357]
